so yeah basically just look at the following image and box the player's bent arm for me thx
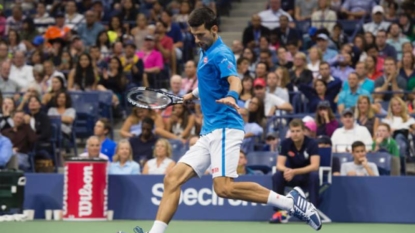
[227,76,242,94]
[293,155,320,175]
[276,156,288,172]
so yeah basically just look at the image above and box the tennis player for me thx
[133,7,322,233]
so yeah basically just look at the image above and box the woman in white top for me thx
[143,139,176,175]
[47,91,76,137]
[307,47,322,79]
[109,139,140,175]
[382,97,415,175]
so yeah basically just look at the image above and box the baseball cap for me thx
[308,27,317,36]
[32,35,45,46]
[304,120,317,132]
[342,108,354,117]
[317,33,329,41]
[372,5,384,14]
[266,132,277,140]
[253,78,266,88]
[317,100,330,109]
[317,136,332,146]
[144,34,155,41]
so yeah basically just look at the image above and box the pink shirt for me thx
[136,49,164,70]
[181,77,198,93]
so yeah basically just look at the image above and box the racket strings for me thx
[130,90,171,108]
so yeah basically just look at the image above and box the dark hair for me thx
[142,117,154,128]
[377,29,387,36]
[55,91,72,108]
[74,53,95,90]
[97,118,112,135]
[260,49,272,56]
[365,43,378,52]
[248,97,265,125]
[256,61,269,72]
[286,40,298,47]
[237,57,249,66]
[109,56,127,90]
[378,122,391,132]
[319,61,330,68]
[366,54,377,66]
[243,47,257,63]
[289,118,305,129]
[95,30,110,48]
[157,19,169,29]
[351,141,366,152]
[8,29,21,44]
[188,6,218,30]
[384,56,397,64]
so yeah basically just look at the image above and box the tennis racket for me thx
[126,87,184,109]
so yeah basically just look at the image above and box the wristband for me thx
[226,90,239,101]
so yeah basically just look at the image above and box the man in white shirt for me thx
[340,141,379,176]
[259,0,293,30]
[9,51,34,90]
[65,0,85,30]
[331,109,373,152]
[33,2,55,33]
[363,6,391,35]
[245,78,293,116]
[79,136,109,160]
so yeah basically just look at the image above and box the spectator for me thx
[365,54,383,80]
[69,36,86,63]
[68,53,98,90]
[120,0,139,24]
[5,6,24,35]
[374,57,407,102]
[93,118,117,161]
[242,47,257,76]
[287,52,313,92]
[398,14,414,41]
[247,96,266,126]
[47,91,76,138]
[400,51,415,80]
[137,35,164,87]
[242,14,270,48]
[267,70,289,103]
[271,119,320,223]
[16,86,41,112]
[2,110,37,170]
[317,135,340,176]
[0,132,13,169]
[0,98,16,131]
[276,47,293,69]
[232,40,244,60]
[341,0,376,20]
[109,139,140,175]
[0,5,6,36]
[97,56,127,110]
[272,15,300,47]
[24,96,52,144]
[79,136,109,160]
[354,95,380,137]
[161,10,183,60]
[300,78,340,113]
[174,1,191,23]
[384,1,399,21]
[33,2,55,34]
[316,33,338,62]
[259,49,277,72]
[387,23,410,61]
[239,108,263,152]
[372,123,400,176]
[131,14,149,51]
[165,104,195,139]
[363,6,391,36]
[318,62,343,92]
[58,50,74,72]
[343,62,375,93]
[7,29,26,54]
[21,18,39,44]
[0,42,8,65]
[331,109,373,152]
[0,61,19,95]
[311,0,337,34]
[330,23,348,51]
[337,72,372,113]
[181,60,198,93]
[239,76,254,105]
[121,43,145,87]
[307,47,322,78]
[130,117,158,166]
[330,52,355,82]
[247,78,293,116]
[77,10,104,47]
[254,62,268,79]
[41,76,66,109]
[295,0,317,21]
[120,107,167,138]
[155,20,174,66]
[259,0,293,30]
[65,0,85,30]
[237,150,258,175]
[315,101,338,137]
[142,138,175,175]
[382,97,415,175]
[376,30,397,60]
[30,64,47,93]
[9,51,34,90]
[340,141,379,176]
[43,60,66,87]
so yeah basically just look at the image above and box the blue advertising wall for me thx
[24,174,415,223]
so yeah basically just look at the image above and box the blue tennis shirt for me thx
[197,37,244,135]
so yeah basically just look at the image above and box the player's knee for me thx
[213,180,234,198]
[163,170,181,191]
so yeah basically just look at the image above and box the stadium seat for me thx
[333,152,353,164]
[48,116,63,168]
[169,139,188,162]
[318,147,332,186]
[98,91,114,139]
[246,151,277,174]
[366,152,392,176]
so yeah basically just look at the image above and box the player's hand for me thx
[183,93,195,102]
[216,96,239,110]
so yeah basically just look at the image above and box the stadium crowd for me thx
[0,0,414,214]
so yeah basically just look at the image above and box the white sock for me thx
[149,220,168,233]
[267,191,294,211]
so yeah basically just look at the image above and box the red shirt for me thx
[157,35,174,64]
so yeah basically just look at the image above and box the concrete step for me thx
[231,2,267,11]
[220,24,246,32]
[230,8,259,17]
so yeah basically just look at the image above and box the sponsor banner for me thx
[24,175,415,223]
